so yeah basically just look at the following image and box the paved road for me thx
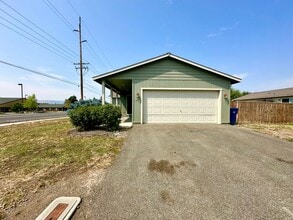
[0,111,68,125]
[76,124,293,219]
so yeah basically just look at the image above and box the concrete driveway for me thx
[80,124,293,219]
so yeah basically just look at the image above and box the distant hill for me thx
[38,100,64,104]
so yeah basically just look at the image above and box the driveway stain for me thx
[148,159,175,175]
[275,157,293,164]
[148,159,196,175]
[160,190,174,204]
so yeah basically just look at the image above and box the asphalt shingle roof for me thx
[235,87,293,101]
[0,97,22,104]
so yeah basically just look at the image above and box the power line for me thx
[0,0,80,60]
[0,21,74,62]
[43,0,74,31]
[0,59,100,96]
[83,22,114,69]
[0,13,77,62]
[0,60,78,86]
[66,0,113,69]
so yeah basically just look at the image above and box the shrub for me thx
[68,104,121,131]
[101,105,122,131]
[12,103,23,112]
[69,98,101,110]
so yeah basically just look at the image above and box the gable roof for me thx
[0,97,22,105]
[93,53,241,84]
[235,87,293,101]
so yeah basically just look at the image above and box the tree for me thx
[64,95,78,108]
[231,87,250,100]
[23,94,38,111]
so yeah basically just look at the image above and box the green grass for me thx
[0,118,124,215]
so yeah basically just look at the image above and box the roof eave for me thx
[92,52,242,83]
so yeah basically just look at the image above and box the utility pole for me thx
[18,83,23,104]
[74,17,88,101]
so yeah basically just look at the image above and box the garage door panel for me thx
[143,90,219,123]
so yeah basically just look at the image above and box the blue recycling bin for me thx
[230,108,238,125]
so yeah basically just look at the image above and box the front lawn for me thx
[0,119,125,218]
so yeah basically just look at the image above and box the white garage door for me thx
[143,90,219,123]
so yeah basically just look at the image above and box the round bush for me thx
[68,104,121,131]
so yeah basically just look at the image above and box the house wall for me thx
[108,58,232,123]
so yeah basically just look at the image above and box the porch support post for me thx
[102,80,105,105]
[110,87,113,104]
[115,92,118,106]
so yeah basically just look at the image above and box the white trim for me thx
[102,81,105,105]
[218,89,222,124]
[140,88,143,124]
[140,88,222,124]
[93,53,241,83]
[110,88,113,104]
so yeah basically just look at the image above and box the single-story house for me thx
[0,97,25,112]
[93,53,241,124]
[38,103,66,111]
[234,87,293,103]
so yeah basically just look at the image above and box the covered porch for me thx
[97,78,133,118]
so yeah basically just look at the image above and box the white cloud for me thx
[207,22,239,38]
[207,33,221,38]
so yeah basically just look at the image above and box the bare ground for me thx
[239,123,293,142]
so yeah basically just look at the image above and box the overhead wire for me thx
[42,0,74,31]
[0,21,73,63]
[0,14,77,62]
[0,0,102,97]
[0,0,80,61]
[0,60,78,86]
[66,0,113,70]
[42,0,102,97]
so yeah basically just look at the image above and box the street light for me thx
[18,83,23,104]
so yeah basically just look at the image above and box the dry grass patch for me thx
[0,119,125,218]
[240,123,293,142]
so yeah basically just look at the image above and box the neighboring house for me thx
[234,87,293,103]
[38,103,66,111]
[0,97,25,112]
[93,53,241,124]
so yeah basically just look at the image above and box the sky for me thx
[0,0,292,102]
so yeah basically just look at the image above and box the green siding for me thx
[107,58,232,123]
[112,96,127,116]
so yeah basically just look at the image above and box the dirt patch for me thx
[160,190,174,204]
[276,158,293,164]
[6,168,106,219]
[68,128,128,138]
[240,124,293,142]
[148,159,196,175]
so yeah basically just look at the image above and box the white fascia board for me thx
[169,54,241,82]
[93,53,170,81]
[93,53,241,83]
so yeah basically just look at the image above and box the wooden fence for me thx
[232,101,293,124]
